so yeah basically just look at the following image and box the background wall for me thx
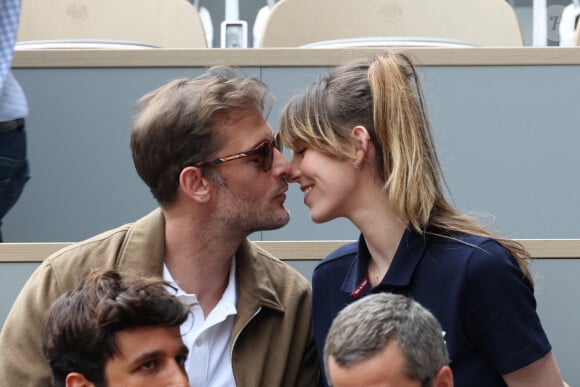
[5,63,580,242]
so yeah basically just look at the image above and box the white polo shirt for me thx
[164,258,238,387]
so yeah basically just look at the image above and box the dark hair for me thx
[42,269,189,387]
[130,66,273,204]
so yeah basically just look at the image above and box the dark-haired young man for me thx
[43,269,190,387]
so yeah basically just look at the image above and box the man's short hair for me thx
[42,269,189,387]
[130,66,273,204]
[324,293,448,386]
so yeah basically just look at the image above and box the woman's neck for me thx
[350,185,407,287]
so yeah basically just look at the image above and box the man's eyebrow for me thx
[131,344,189,365]
[130,350,164,366]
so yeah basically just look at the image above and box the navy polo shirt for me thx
[312,229,551,387]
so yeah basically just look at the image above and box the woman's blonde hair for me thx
[279,52,532,283]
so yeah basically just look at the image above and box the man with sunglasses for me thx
[0,67,319,386]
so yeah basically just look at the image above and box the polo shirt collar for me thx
[341,228,428,296]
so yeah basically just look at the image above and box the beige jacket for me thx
[0,209,319,386]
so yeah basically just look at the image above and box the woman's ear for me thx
[351,125,371,165]
[178,166,212,203]
[352,125,371,148]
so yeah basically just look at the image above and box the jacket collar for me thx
[235,239,284,314]
[116,208,166,277]
[115,208,283,313]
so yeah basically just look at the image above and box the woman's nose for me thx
[286,156,302,183]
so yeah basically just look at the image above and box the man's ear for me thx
[433,365,454,387]
[66,372,95,387]
[178,166,212,203]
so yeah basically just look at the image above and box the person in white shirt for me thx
[43,269,190,387]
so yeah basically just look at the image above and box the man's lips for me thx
[273,184,288,199]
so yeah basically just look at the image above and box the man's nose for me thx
[166,362,189,386]
[271,148,291,178]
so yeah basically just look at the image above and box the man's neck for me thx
[163,212,242,317]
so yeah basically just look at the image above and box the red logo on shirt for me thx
[350,275,369,298]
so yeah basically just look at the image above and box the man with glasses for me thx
[0,67,319,386]
[324,293,453,387]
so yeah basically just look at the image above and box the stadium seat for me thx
[258,0,524,47]
[17,0,208,48]
[559,1,580,46]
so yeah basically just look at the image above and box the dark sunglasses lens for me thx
[274,133,282,151]
[257,141,274,171]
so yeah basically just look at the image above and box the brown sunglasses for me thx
[194,132,281,172]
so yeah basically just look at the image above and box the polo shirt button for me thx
[195,339,202,347]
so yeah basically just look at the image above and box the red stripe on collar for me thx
[350,274,369,298]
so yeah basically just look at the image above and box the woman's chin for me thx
[310,211,334,224]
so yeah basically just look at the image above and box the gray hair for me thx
[324,293,449,387]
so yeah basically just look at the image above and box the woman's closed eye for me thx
[294,147,307,156]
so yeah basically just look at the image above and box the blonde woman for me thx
[279,52,564,387]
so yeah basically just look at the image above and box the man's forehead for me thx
[216,105,263,126]
[215,110,271,145]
